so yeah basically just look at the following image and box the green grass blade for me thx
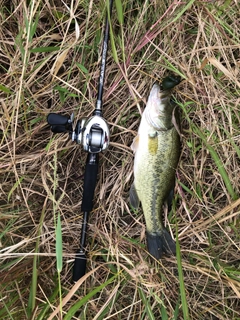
[36,285,59,320]
[107,0,119,64]
[29,10,40,43]
[56,212,63,318]
[223,128,240,159]
[157,292,168,320]
[173,0,196,23]
[173,298,180,320]
[115,0,123,25]
[0,291,19,319]
[176,227,189,320]
[0,84,13,94]
[94,285,120,320]
[161,57,186,78]
[193,125,238,200]
[76,62,89,74]
[56,212,63,273]
[30,46,61,53]
[180,103,238,201]
[27,204,47,317]
[8,176,24,202]
[138,287,155,320]
[27,253,38,317]
[63,274,119,319]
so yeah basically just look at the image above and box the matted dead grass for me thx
[0,0,239,319]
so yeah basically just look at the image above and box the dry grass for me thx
[0,0,240,319]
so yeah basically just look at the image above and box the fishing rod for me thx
[47,0,113,281]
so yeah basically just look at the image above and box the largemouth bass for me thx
[130,76,181,259]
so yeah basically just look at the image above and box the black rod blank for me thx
[95,0,113,115]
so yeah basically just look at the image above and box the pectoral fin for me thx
[129,182,140,209]
[131,135,139,153]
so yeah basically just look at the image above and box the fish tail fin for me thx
[146,229,176,260]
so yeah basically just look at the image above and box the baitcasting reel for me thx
[47,112,110,153]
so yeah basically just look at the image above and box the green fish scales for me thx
[137,128,180,232]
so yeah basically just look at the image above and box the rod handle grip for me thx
[81,155,99,212]
[72,250,87,282]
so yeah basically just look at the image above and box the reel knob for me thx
[47,113,73,133]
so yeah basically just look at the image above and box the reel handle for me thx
[47,113,73,133]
